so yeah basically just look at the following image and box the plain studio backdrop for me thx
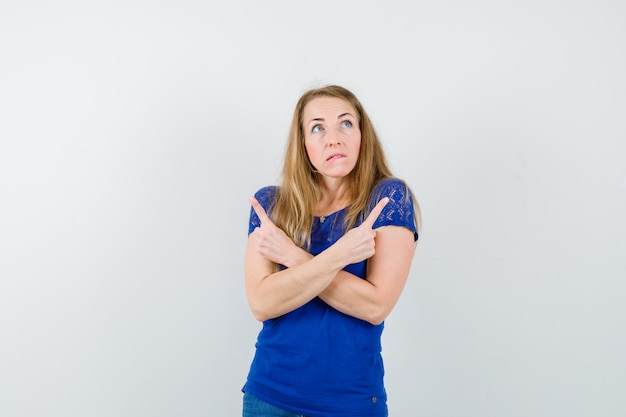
[1,1,625,416]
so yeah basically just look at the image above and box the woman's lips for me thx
[326,153,345,161]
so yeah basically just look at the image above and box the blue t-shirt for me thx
[243,178,418,417]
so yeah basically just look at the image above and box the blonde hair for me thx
[270,85,420,249]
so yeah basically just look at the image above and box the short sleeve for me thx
[370,178,419,241]
[248,186,278,235]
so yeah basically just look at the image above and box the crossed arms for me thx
[244,197,416,325]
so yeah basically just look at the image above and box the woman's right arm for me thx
[244,233,341,322]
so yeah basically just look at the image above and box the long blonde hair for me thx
[270,85,420,249]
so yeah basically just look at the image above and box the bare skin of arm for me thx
[246,197,416,325]
[319,226,415,325]
[244,197,389,322]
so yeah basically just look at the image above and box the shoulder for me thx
[370,177,419,241]
[248,186,279,234]
[372,177,413,201]
[253,185,279,211]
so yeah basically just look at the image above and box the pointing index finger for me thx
[249,196,272,225]
[362,197,389,228]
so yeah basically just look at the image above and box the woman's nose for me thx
[325,128,341,145]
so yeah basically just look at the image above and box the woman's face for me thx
[302,96,361,182]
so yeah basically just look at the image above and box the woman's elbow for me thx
[367,317,385,326]
[252,311,269,322]
[364,305,391,326]
[248,301,271,322]
[248,297,284,322]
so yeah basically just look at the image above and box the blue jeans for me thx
[242,392,308,417]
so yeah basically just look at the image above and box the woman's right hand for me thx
[249,196,309,268]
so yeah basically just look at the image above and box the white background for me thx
[1,1,625,416]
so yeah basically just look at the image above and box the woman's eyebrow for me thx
[307,117,325,126]
[307,112,355,125]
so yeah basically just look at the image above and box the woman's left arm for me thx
[319,225,416,325]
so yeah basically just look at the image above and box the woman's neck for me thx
[316,179,351,216]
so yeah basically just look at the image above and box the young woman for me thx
[242,85,420,417]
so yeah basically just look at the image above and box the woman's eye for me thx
[312,125,323,133]
[341,120,352,128]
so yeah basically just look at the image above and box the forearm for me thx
[276,245,388,323]
[321,227,416,325]
[245,243,345,322]
[246,204,395,322]
[278,247,386,324]
[319,273,387,325]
